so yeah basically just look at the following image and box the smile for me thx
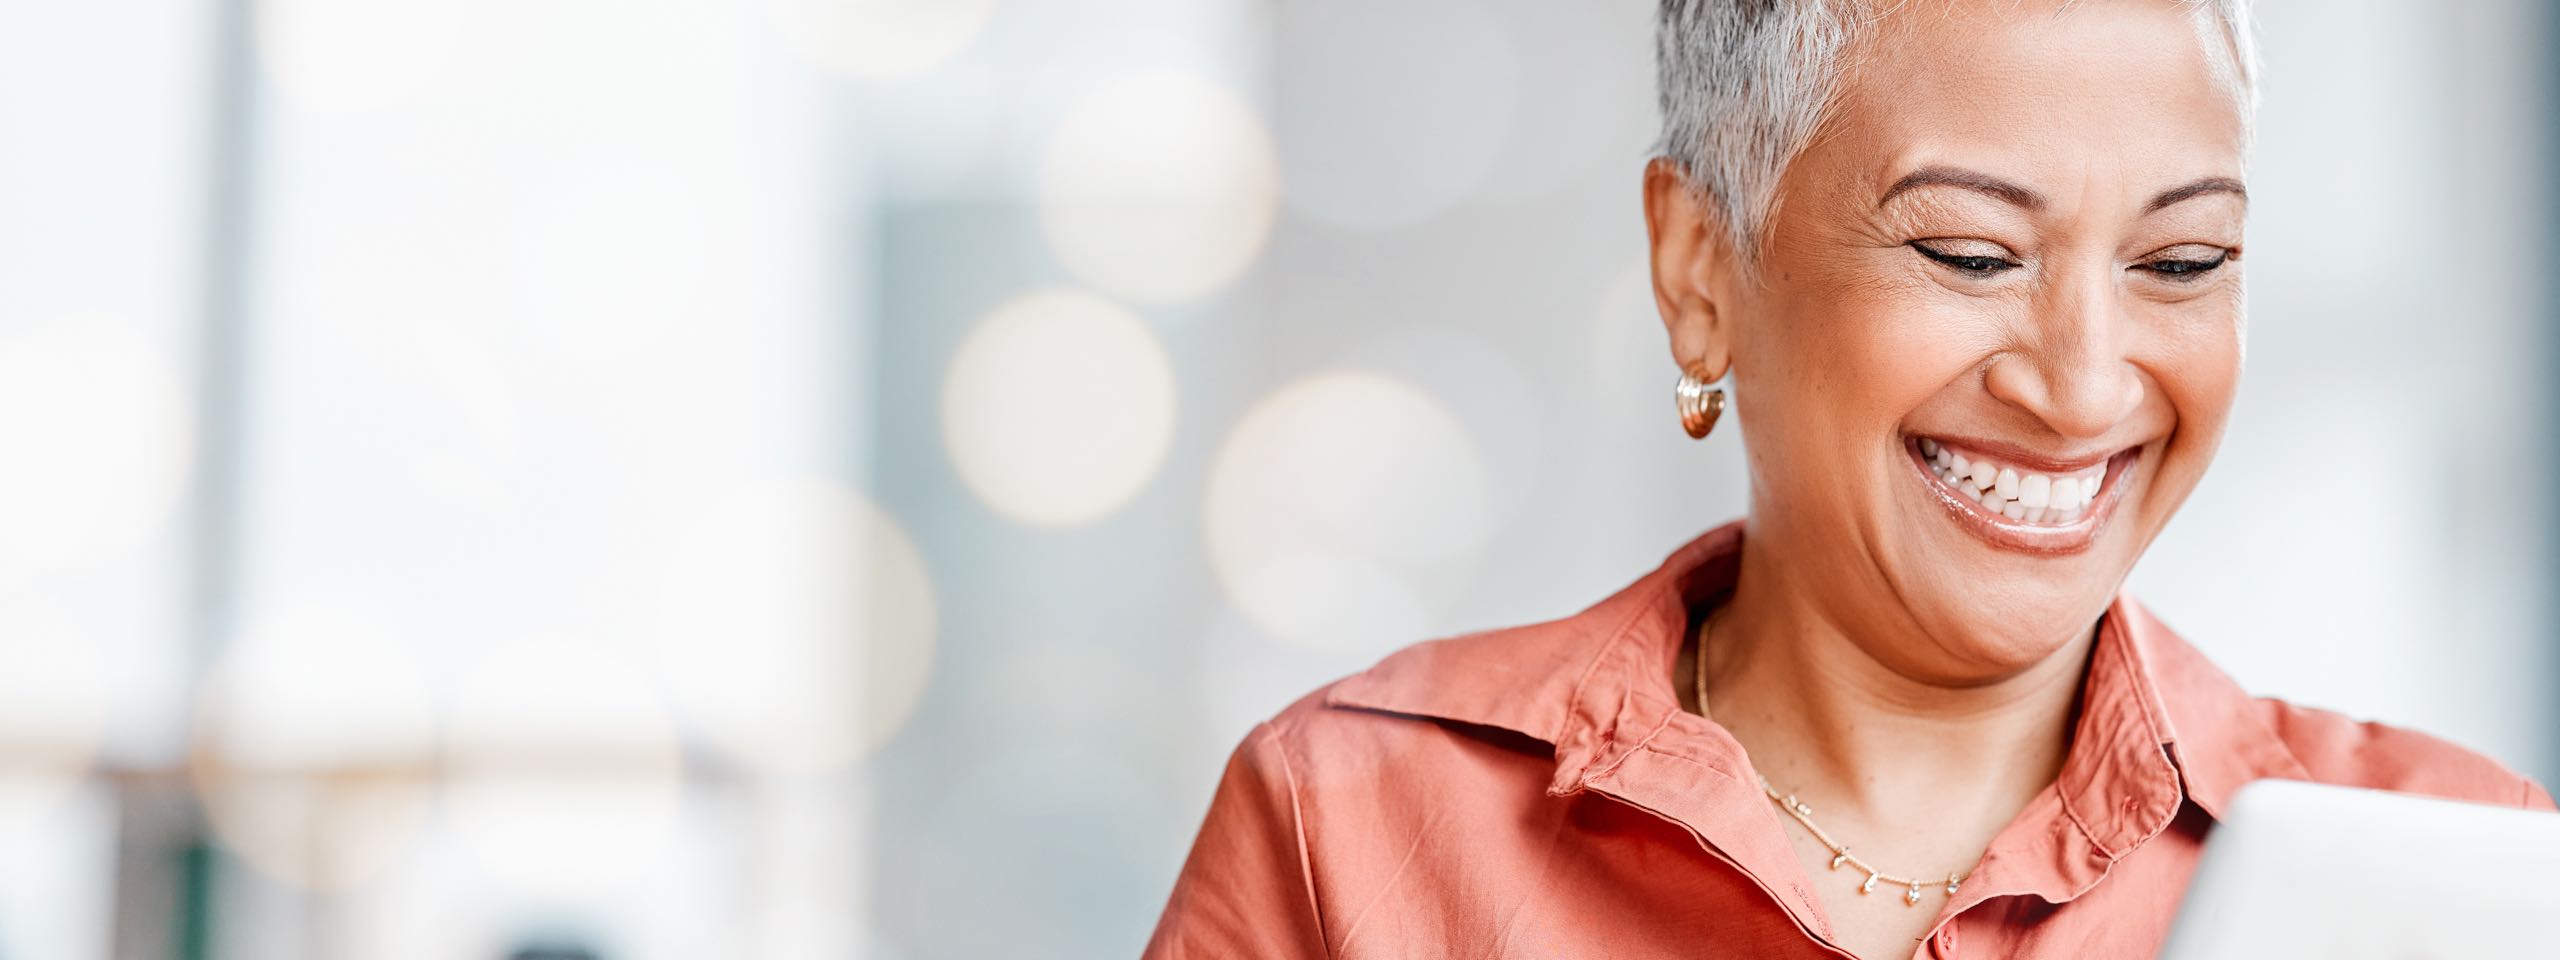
[1906,436,2137,553]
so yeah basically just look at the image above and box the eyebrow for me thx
[2143,176,2248,214]
[1877,167,2249,216]
[1878,166,2045,210]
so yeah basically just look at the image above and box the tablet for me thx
[2159,777,2560,959]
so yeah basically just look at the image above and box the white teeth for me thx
[2019,474,2051,510]
[2049,477,2080,512]
[1918,440,2108,526]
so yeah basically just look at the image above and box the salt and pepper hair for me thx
[1653,0,2259,265]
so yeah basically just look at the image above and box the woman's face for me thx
[1659,0,2251,679]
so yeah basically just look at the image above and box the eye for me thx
[1909,239,2021,276]
[2135,245,2234,282]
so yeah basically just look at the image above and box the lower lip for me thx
[1904,440,2137,555]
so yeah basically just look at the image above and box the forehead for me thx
[1811,0,2250,194]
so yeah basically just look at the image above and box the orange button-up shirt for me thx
[1146,522,2553,959]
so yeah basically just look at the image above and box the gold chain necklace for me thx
[1694,614,1969,907]
[1757,775,1965,906]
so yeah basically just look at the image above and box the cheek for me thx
[2149,298,2246,454]
[1742,271,1998,443]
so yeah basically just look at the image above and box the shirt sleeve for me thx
[1143,721,1331,960]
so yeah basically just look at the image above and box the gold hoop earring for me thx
[1675,363,1726,440]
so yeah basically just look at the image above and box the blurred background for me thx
[1,0,2554,956]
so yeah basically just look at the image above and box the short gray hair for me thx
[1654,0,2259,264]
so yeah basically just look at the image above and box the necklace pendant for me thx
[1859,872,1878,895]
[1905,882,1923,906]
[1945,876,1961,896]
[1829,850,1849,870]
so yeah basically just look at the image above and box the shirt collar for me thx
[1324,520,2309,907]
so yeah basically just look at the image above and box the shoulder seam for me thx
[1259,720,1335,960]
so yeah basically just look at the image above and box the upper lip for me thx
[1912,434,2128,474]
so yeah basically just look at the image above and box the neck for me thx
[1697,538,2093,823]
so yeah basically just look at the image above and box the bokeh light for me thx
[192,610,438,890]
[1204,371,1494,654]
[442,635,684,901]
[649,477,938,776]
[942,289,1177,527]
[764,0,996,82]
[1037,71,1281,304]
[14,0,2557,957]
[1345,329,1545,530]
[1274,0,1518,229]
[0,324,192,577]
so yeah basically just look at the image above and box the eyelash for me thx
[1909,241,2017,276]
[1907,241,2234,282]
[2136,250,2231,281]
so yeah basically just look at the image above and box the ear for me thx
[1643,158,1738,380]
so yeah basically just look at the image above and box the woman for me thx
[1148,1,2551,958]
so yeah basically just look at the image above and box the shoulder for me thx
[2110,595,2551,811]
[1243,523,1731,791]
[1283,595,1640,745]
[1233,615,1620,807]
[2251,697,2553,809]
[1263,621,1583,759]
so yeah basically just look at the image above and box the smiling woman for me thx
[1144,2,2553,959]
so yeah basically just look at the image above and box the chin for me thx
[1880,543,2132,681]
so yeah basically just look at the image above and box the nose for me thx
[1981,267,2144,441]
